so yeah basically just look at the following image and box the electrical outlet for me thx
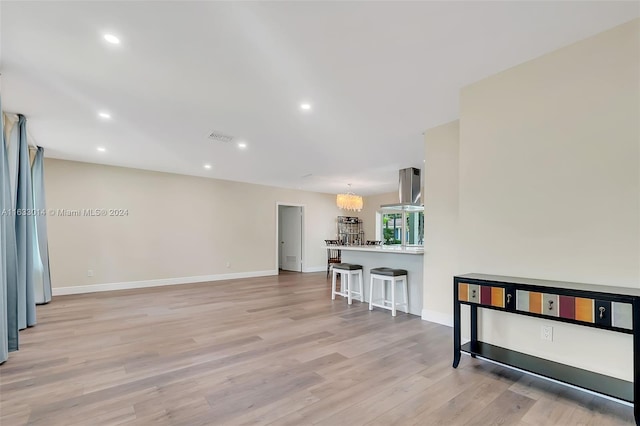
[226,262,231,268]
[541,325,553,341]
[87,269,94,277]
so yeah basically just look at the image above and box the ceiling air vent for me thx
[208,131,234,143]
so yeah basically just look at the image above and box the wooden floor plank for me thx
[0,272,633,425]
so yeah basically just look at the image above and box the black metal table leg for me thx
[633,300,639,426]
[470,304,478,358]
[453,280,461,368]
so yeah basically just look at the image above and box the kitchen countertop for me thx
[325,245,424,255]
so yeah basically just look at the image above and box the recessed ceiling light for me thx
[98,111,111,119]
[237,142,247,149]
[204,164,212,169]
[97,147,106,152]
[300,103,312,111]
[103,34,120,44]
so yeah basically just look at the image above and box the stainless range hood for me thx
[380,167,424,211]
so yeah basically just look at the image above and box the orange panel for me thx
[458,283,469,301]
[491,287,504,308]
[575,297,594,323]
[529,292,542,314]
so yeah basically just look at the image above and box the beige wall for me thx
[422,120,459,326]
[424,19,639,380]
[45,159,341,288]
[358,192,397,241]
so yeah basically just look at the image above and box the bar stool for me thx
[331,263,364,305]
[369,267,408,316]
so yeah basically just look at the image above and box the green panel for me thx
[612,302,632,330]
[516,290,529,311]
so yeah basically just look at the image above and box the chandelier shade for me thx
[336,192,363,212]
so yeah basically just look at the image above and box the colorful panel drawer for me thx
[458,283,514,310]
[612,302,632,330]
[516,290,529,311]
[480,286,492,305]
[542,294,559,317]
[528,292,542,314]
[468,284,480,303]
[505,290,515,310]
[491,287,505,308]
[559,296,575,319]
[575,297,594,323]
[458,283,468,301]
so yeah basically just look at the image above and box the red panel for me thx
[481,286,492,305]
[559,295,575,319]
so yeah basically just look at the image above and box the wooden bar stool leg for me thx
[347,273,352,305]
[391,277,397,317]
[402,276,409,313]
[331,269,338,300]
[358,270,364,302]
[369,275,374,311]
[382,280,386,306]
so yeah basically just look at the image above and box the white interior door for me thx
[279,206,302,272]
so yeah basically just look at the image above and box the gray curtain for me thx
[32,147,51,304]
[0,106,49,363]
[1,100,20,362]
[14,115,36,330]
[0,99,8,362]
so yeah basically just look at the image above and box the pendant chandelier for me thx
[336,184,363,212]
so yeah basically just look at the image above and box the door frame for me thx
[275,202,306,273]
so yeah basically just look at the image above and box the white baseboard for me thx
[52,270,278,296]
[302,265,326,273]
[421,309,454,327]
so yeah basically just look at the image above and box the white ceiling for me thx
[1,2,638,195]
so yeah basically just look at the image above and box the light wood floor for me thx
[0,272,634,425]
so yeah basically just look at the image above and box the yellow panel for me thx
[458,283,468,301]
[575,297,594,323]
[529,292,542,314]
[491,287,504,308]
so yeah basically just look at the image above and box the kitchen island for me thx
[328,245,424,316]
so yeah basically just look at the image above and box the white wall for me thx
[424,19,639,380]
[45,159,341,291]
[459,19,639,287]
[422,120,459,326]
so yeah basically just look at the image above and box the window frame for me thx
[376,209,424,247]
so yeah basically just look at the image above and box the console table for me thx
[452,273,639,424]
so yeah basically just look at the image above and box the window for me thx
[377,210,424,246]
[405,211,424,246]
[381,212,402,245]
